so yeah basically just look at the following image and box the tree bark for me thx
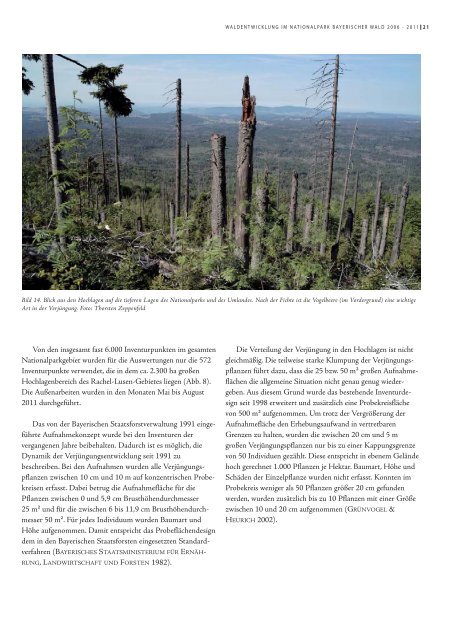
[250,185,268,271]
[169,201,176,241]
[336,120,358,242]
[374,228,381,261]
[185,142,190,216]
[303,202,314,245]
[358,215,369,260]
[113,115,121,202]
[42,54,66,246]
[390,183,409,266]
[210,134,227,239]
[378,204,391,259]
[175,79,182,218]
[371,178,382,253]
[352,171,359,216]
[320,54,340,256]
[285,171,298,254]
[234,76,256,265]
[344,208,354,240]
[161,182,167,226]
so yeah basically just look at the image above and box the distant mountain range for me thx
[183,105,419,120]
[22,104,420,122]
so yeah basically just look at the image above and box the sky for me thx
[22,54,421,115]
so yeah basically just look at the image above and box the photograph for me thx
[22,53,421,290]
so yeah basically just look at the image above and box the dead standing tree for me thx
[169,201,176,241]
[41,54,67,247]
[234,76,256,265]
[371,177,382,257]
[163,79,182,224]
[210,134,227,239]
[285,171,299,254]
[250,183,269,272]
[351,171,359,223]
[390,183,409,266]
[358,204,372,261]
[185,142,190,216]
[305,55,341,256]
[378,204,391,259]
[175,79,182,218]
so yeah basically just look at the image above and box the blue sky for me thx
[22,54,421,115]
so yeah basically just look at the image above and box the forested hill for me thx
[22,106,420,197]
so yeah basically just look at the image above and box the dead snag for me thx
[320,54,340,256]
[344,207,354,240]
[42,54,66,247]
[358,213,370,261]
[378,204,391,259]
[169,201,176,241]
[175,79,182,218]
[371,178,382,256]
[285,171,299,254]
[210,134,227,239]
[390,183,409,266]
[352,171,359,216]
[303,202,314,246]
[250,185,269,271]
[160,183,165,223]
[374,228,381,261]
[185,142,190,216]
[234,76,256,265]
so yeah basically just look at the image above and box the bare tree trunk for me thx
[374,228,381,261]
[228,204,234,237]
[42,54,66,246]
[371,178,382,250]
[378,204,391,259]
[210,134,227,239]
[98,99,109,205]
[169,201,176,241]
[344,208,354,240]
[390,183,409,266]
[250,185,268,271]
[175,78,182,218]
[303,202,314,245]
[320,54,340,256]
[352,171,359,216]
[304,144,320,246]
[113,115,121,202]
[358,215,369,260]
[185,142,190,216]
[234,76,256,265]
[336,120,358,242]
[285,171,298,254]
[161,182,167,226]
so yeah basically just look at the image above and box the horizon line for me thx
[22,103,421,117]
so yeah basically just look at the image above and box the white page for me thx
[3,2,451,639]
